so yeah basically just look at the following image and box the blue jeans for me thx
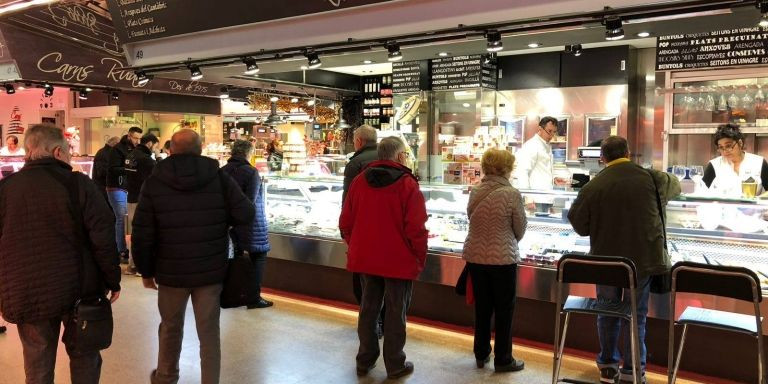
[107,189,127,254]
[596,277,651,375]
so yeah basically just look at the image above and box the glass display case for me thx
[0,156,94,179]
[264,175,768,289]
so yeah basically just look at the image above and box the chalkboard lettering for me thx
[656,28,768,70]
[430,55,496,91]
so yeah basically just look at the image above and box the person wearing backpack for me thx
[125,134,159,275]
[221,140,272,309]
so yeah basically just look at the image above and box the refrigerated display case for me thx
[0,156,94,179]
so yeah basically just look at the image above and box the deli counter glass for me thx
[0,156,94,179]
[264,175,768,289]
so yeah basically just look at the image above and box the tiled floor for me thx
[0,276,707,384]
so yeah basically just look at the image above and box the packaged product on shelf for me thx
[441,146,454,161]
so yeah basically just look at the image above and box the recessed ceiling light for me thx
[363,60,373,64]
[637,31,651,38]
[528,43,541,48]
[462,103,471,108]
[438,52,449,57]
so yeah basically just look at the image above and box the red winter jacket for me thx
[339,160,428,280]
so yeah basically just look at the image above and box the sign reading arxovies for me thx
[0,22,219,97]
[106,0,395,45]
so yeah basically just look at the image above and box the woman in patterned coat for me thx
[462,148,528,373]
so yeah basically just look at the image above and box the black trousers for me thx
[353,272,385,325]
[248,251,268,303]
[17,315,103,384]
[467,262,518,366]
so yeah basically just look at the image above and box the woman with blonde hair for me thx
[462,148,527,373]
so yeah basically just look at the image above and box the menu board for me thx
[656,27,768,71]
[392,60,424,94]
[430,55,497,91]
[107,0,394,45]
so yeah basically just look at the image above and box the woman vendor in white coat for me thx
[702,124,768,197]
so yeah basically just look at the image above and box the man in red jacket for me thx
[339,136,428,380]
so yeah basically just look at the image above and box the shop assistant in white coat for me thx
[702,124,768,197]
[514,116,559,190]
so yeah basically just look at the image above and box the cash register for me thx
[572,146,603,188]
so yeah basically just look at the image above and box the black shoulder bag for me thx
[648,170,672,294]
[44,168,114,352]
[218,171,254,309]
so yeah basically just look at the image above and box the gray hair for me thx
[354,125,377,145]
[230,139,253,159]
[378,136,406,161]
[25,124,68,161]
[170,129,202,155]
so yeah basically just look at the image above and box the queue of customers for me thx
[0,122,678,384]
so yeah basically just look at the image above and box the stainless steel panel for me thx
[268,233,768,333]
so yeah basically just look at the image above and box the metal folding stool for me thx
[552,254,642,384]
[668,261,765,384]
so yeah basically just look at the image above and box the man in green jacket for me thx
[568,136,680,384]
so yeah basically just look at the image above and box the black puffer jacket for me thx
[106,135,133,189]
[126,144,156,203]
[0,158,121,324]
[92,143,111,187]
[132,154,254,288]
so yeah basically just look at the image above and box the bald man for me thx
[132,129,254,384]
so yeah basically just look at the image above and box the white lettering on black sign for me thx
[656,27,768,70]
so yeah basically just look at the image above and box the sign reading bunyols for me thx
[106,0,395,44]
[430,55,497,91]
[656,27,768,71]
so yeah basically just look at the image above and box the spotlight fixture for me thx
[135,69,152,86]
[305,52,322,69]
[482,53,497,65]
[527,42,541,48]
[188,64,203,81]
[242,57,260,75]
[270,96,279,102]
[637,31,651,38]
[486,31,503,52]
[291,97,299,103]
[44,84,54,96]
[387,43,403,62]
[218,87,230,99]
[4,83,15,94]
[111,91,119,101]
[78,89,89,100]
[604,16,625,41]
[566,44,583,56]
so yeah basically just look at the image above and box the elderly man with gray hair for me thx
[340,136,428,380]
[0,124,121,384]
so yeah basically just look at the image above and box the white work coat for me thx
[514,133,553,190]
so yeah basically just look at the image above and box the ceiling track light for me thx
[4,83,15,94]
[135,69,152,86]
[78,89,89,100]
[604,16,625,41]
[566,44,583,57]
[242,57,260,75]
[110,91,119,101]
[482,52,497,65]
[759,1,768,27]
[305,51,322,69]
[486,31,503,52]
[188,64,203,81]
[387,42,403,62]
[44,84,54,96]
[219,87,230,99]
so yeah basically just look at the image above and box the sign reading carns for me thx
[656,27,768,71]
[106,0,395,44]
[0,23,219,97]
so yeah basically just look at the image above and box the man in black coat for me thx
[0,124,121,384]
[107,126,142,264]
[132,129,254,384]
[124,133,159,275]
[92,136,119,203]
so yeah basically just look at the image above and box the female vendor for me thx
[702,124,768,196]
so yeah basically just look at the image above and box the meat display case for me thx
[264,175,768,330]
[0,156,94,179]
